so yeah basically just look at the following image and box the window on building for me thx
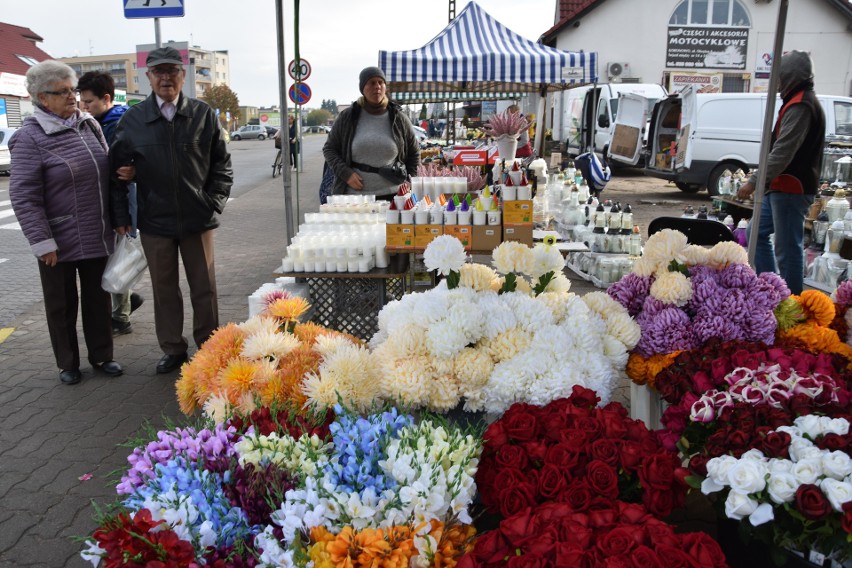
[15,55,39,66]
[669,0,750,26]
[132,63,137,70]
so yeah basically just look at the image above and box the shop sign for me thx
[669,72,723,94]
[666,26,748,70]
[0,72,27,97]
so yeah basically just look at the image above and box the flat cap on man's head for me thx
[146,47,184,68]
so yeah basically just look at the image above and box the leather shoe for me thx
[130,293,144,313]
[157,353,188,374]
[60,369,81,385]
[93,360,123,376]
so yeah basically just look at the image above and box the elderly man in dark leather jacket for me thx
[109,46,233,374]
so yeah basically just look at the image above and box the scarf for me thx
[358,95,389,115]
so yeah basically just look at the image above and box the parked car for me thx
[302,125,329,134]
[0,127,15,175]
[230,125,267,140]
[609,88,852,195]
[264,126,279,138]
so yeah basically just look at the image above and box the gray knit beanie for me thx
[359,66,386,94]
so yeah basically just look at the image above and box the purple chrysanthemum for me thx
[688,276,721,313]
[640,295,668,318]
[718,263,757,290]
[608,273,653,317]
[742,309,778,344]
[757,272,790,303]
[835,280,852,307]
[692,312,744,344]
[636,306,697,356]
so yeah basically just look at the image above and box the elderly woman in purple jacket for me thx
[9,60,125,385]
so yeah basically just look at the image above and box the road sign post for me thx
[287,59,311,81]
[288,83,312,106]
[124,0,185,18]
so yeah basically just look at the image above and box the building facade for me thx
[541,0,852,138]
[0,22,53,127]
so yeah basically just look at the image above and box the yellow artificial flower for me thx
[267,296,311,323]
[799,289,836,327]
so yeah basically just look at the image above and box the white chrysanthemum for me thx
[514,276,533,295]
[314,344,378,412]
[683,244,711,266]
[238,314,279,336]
[604,311,642,349]
[504,293,555,331]
[601,334,630,368]
[477,294,518,339]
[631,255,660,277]
[643,228,689,266]
[431,355,455,377]
[650,270,693,306]
[410,289,452,325]
[544,273,572,294]
[380,355,434,406]
[492,241,534,275]
[708,241,750,269]
[313,334,355,359]
[583,291,622,319]
[374,323,427,359]
[444,301,485,343]
[453,347,494,386]
[240,328,300,361]
[301,371,342,410]
[423,235,467,275]
[426,320,470,359]
[529,244,565,278]
[202,392,233,424]
[484,357,536,413]
[481,328,534,363]
[459,263,499,291]
[427,374,461,412]
[537,291,569,322]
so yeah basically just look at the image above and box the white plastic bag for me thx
[102,234,148,294]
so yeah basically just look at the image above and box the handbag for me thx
[350,160,409,185]
[319,162,335,205]
[101,234,148,294]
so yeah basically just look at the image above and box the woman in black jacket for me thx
[322,66,420,200]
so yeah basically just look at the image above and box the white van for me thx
[610,88,852,195]
[563,83,668,163]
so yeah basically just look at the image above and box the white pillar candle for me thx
[457,210,472,225]
[347,259,359,272]
[444,210,457,225]
[358,258,370,272]
[415,209,430,224]
[336,260,347,272]
[293,260,305,272]
[400,210,415,224]
[303,260,315,272]
[386,209,400,224]
[473,210,487,226]
[517,186,532,200]
[314,260,326,272]
[487,210,501,226]
[375,245,389,268]
[281,257,295,272]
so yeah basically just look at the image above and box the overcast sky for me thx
[4,0,558,108]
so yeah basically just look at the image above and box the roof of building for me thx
[0,22,52,76]
[541,0,852,44]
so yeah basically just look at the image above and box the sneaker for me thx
[130,293,144,313]
[112,320,132,336]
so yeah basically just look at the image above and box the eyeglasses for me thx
[43,88,77,97]
[149,67,182,78]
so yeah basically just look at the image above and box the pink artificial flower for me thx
[725,367,753,388]
[710,391,734,411]
[737,385,766,405]
[690,396,716,423]
[764,386,792,409]
[792,376,825,399]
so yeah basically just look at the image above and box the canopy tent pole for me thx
[533,85,547,159]
[746,0,789,267]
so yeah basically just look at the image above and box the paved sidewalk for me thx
[0,141,617,567]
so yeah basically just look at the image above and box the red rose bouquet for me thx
[476,386,689,519]
[458,498,728,568]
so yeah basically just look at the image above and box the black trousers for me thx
[38,256,113,371]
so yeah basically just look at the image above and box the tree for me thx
[306,108,332,126]
[419,103,428,121]
[320,99,339,116]
[432,102,446,119]
[202,84,240,127]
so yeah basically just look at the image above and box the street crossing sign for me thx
[124,0,185,19]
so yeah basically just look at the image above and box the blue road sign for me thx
[124,0,185,19]
[288,83,312,105]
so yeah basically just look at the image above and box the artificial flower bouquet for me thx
[458,498,728,568]
[82,404,482,567]
[365,237,640,414]
[462,388,724,567]
[176,296,372,417]
[700,415,852,563]
[608,229,790,386]
[475,386,690,520]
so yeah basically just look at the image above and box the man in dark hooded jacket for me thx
[737,51,825,295]
[77,71,144,336]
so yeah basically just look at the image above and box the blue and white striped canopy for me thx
[379,1,598,101]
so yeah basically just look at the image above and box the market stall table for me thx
[274,254,409,340]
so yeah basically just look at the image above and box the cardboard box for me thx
[443,225,472,250]
[414,224,443,248]
[503,200,533,224]
[472,225,502,252]
[386,224,414,249]
[503,224,533,246]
